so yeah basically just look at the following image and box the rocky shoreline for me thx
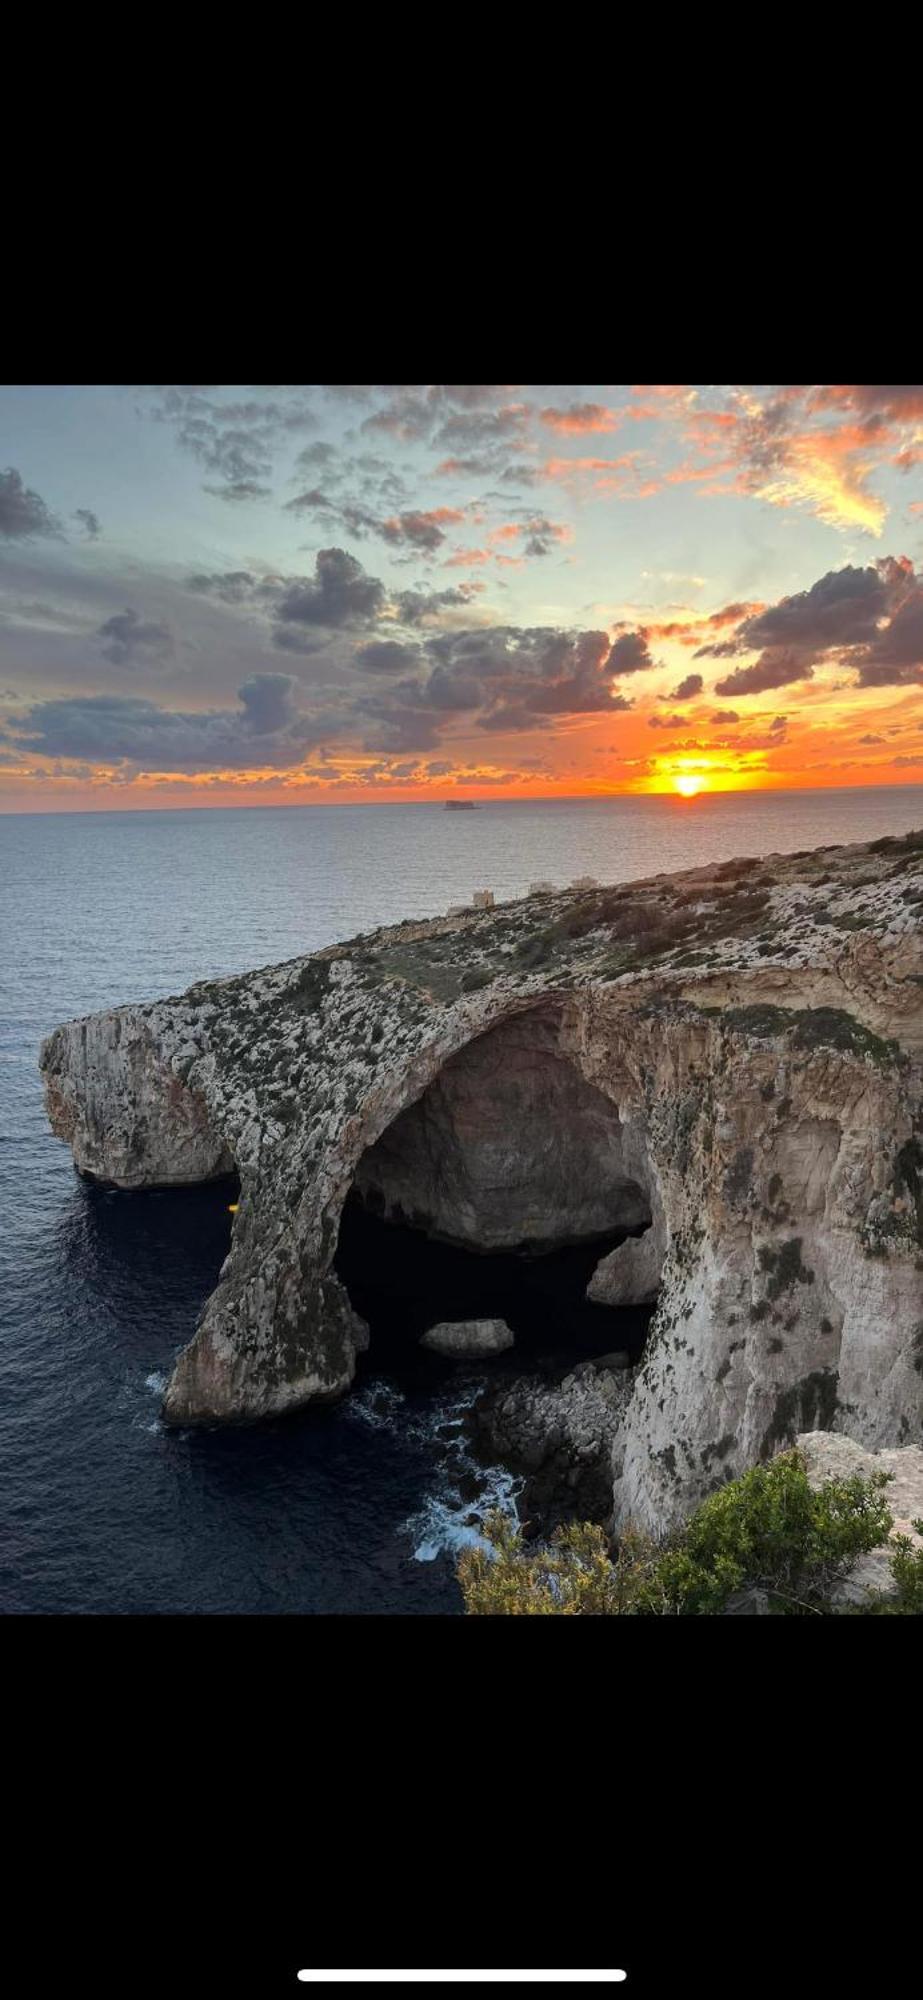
[468,1358,636,1537]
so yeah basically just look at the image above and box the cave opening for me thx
[333,1006,660,1381]
[334,1198,655,1376]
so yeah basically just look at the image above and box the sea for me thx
[2,785,921,1615]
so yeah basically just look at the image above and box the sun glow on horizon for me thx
[674,773,705,798]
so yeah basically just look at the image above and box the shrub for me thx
[457,1450,895,1616]
[890,1523,923,1612]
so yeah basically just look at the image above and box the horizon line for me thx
[1,778,922,821]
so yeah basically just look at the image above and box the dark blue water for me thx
[2,788,921,1613]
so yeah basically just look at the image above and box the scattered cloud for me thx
[539,403,619,435]
[98,608,174,666]
[608,631,660,676]
[703,557,923,694]
[664,672,703,701]
[272,548,386,642]
[73,509,102,540]
[0,468,61,540]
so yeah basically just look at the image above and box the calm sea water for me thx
[2,786,921,1614]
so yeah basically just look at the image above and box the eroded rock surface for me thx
[588,1217,666,1307]
[420,1318,514,1357]
[40,828,923,1530]
[355,1011,650,1249]
[472,1362,637,1532]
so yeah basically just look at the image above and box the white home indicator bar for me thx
[296,1976,628,1986]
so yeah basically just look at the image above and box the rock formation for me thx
[471,1359,637,1532]
[40,828,923,1534]
[420,1318,514,1357]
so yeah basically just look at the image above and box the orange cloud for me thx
[539,403,620,434]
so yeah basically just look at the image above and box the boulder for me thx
[420,1317,514,1358]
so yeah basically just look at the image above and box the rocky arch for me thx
[349,1001,654,1253]
[39,838,923,1535]
[161,992,672,1429]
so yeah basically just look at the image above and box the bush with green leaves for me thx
[889,1522,923,1613]
[457,1450,904,1615]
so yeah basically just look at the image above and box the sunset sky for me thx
[1,383,922,810]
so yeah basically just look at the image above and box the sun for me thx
[674,774,705,798]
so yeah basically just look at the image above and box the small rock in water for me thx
[420,1317,515,1357]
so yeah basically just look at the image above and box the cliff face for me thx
[40,828,923,1532]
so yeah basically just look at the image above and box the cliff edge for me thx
[40,828,923,1534]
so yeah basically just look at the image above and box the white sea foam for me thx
[342,1379,407,1430]
[400,1380,523,1562]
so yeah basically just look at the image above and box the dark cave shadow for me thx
[334,1194,655,1379]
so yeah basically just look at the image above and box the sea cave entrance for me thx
[333,1005,661,1374]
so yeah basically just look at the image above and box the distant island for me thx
[444,800,480,811]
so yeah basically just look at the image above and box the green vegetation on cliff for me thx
[457,1450,920,1615]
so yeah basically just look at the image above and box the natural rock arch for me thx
[40,831,923,1533]
[349,1001,654,1252]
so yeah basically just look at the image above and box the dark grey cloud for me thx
[852,580,923,685]
[97,607,174,666]
[515,515,569,558]
[432,406,529,453]
[721,565,890,654]
[358,388,524,451]
[425,666,484,709]
[237,673,300,733]
[73,509,102,540]
[380,509,461,552]
[351,681,443,752]
[287,492,463,555]
[145,388,318,501]
[291,445,410,515]
[6,675,313,771]
[697,560,912,662]
[285,490,379,537]
[352,640,423,675]
[272,548,386,640]
[186,570,261,604]
[711,709,740,724]
[392,584,478,625]
[310,621,637,753]
[0,468,61,540]
[664,672,703,701]
[648,712,688,729]
[294,441,338,473]
[714,649,814,697]
[702,557,923,696]
[436,454,537,485]
[421,626,630,728]
[183,555,478,661]
[607,630,658,676]
[203,480,272,504]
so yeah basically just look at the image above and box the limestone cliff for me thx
[40,827,923,1533]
